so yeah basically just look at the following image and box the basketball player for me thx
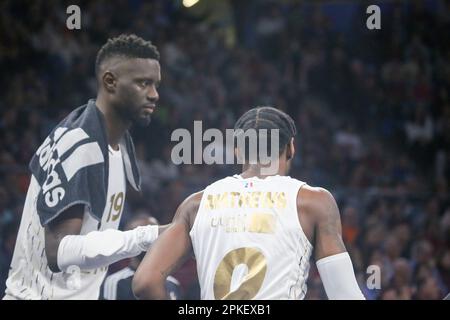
[3,34,166,300]
[132,107,366,300]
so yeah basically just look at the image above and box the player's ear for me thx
[286,138,295,160]
[102,71,117,92]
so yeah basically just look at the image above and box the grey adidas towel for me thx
[29,99,141,226]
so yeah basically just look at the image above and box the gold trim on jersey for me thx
[204,191,286,211]
[210,212,276,234]
[213,247,267,299]
[248,213,275,234]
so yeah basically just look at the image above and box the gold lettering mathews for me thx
[205,192,287,211]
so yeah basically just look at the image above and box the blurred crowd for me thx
[0,0,449,299]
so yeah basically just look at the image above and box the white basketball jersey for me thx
[4,145,126,300]
[190,175,313,300]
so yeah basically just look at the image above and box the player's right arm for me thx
[132,192,202,300]
[44,205,84,272]
[44,204,162,273]
[298,185,365,300]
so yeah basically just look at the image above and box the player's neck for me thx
[240,162,287,179]
[96,96,130,149]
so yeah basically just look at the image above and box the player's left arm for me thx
[132,192,202,300]
[300,186,365,300]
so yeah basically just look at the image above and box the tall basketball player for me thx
[3,34,165,300]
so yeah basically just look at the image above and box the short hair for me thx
[234,106,297,160]
[95,34,160,76]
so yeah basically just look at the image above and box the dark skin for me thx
[132,139,347,299]
[96,57,161,149]
[45,57,164,273]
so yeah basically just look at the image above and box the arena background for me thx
[0,0,449,300]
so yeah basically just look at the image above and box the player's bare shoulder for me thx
[297,186,338,215]
[296,185,341,242]
[173,191,204,230]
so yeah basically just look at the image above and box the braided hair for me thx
[234,107,297,162]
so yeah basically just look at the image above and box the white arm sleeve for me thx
[57,225,159,272]
[316,252,366,300]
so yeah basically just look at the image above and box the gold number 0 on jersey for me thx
[213,247,267,300]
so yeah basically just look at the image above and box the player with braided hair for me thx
[133,107,365,300]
